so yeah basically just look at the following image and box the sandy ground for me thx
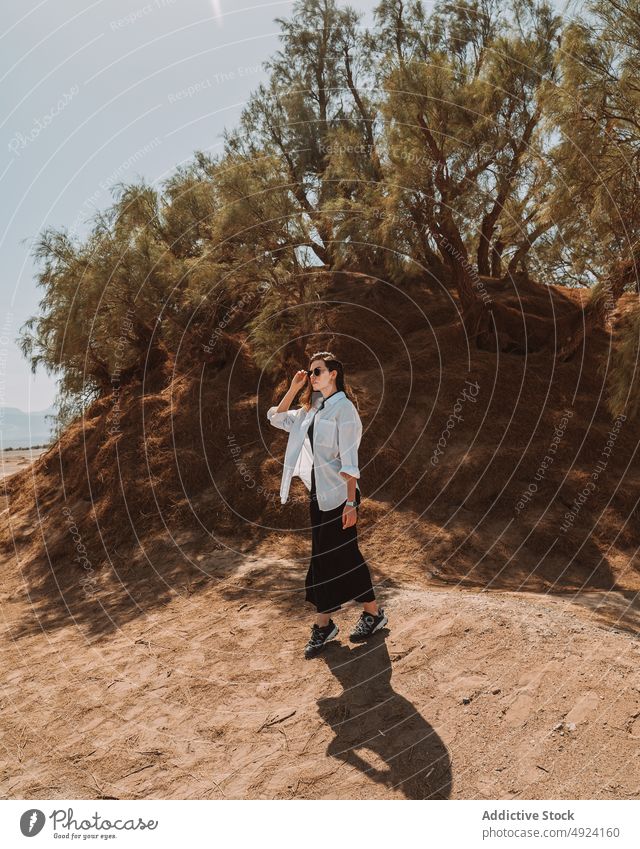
[1,529,639,800]
[0,449,47,481]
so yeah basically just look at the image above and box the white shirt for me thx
[267,389,362,510]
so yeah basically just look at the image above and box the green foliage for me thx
[20,0,640,423]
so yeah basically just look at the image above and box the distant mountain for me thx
[0,406,56,449]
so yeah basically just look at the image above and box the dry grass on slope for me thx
[1,271,638,647]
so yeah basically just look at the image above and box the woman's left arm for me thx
[337,408,362,482]
[337,408,362,528]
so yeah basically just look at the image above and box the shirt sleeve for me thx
[267,405,300,433]
[337,408,362,479]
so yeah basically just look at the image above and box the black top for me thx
[308,390,340,452]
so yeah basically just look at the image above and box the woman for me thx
[266,351,388,659]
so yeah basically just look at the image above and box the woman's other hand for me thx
[290,369,309,393]
[342,504,358,529]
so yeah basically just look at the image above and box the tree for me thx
[540,0,640,361]
[231,0,383,269]
[374,0,563,349]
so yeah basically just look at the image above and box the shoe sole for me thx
[349,615,388,643]
[304,625,339,659]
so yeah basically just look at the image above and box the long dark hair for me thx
[299,350,357,411]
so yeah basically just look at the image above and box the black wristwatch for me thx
[345,499,358,508]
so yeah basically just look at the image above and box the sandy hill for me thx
[1,271,639,799]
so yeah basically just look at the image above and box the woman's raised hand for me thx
[290,369,309,393]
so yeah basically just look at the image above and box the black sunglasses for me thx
[306,366,327,377]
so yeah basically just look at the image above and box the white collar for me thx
[312,389,345,409]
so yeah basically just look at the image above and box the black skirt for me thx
[304,465,376,614]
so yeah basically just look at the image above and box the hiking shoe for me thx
[349,608,388,642]
[304,620,339,659]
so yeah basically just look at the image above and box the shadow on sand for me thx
[317,635,452,799]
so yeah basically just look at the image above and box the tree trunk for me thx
[428,209,515,349]
[478,204,504,276]
[491,239,504,277]
[477,112,540,276]
[556,258,635,362]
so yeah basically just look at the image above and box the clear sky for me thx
[2,0,571,413]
